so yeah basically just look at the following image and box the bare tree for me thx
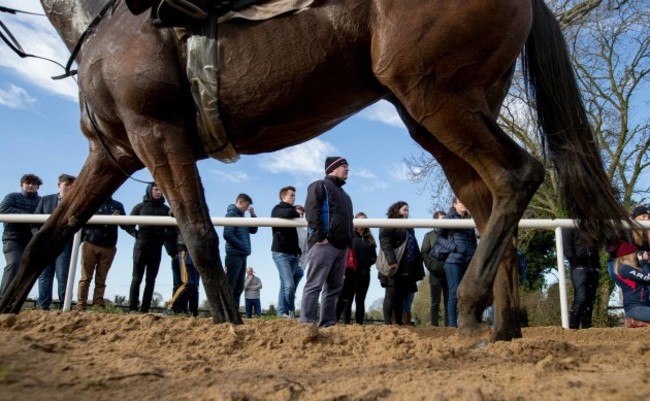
[406,0,650,297]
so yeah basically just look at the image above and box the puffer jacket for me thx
[0,191,40,241]
[82,197,126,247]
[223,204,258,256]
[124,183,172,244]
[436,207,477,265]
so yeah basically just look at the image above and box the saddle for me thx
[126,0,259,27]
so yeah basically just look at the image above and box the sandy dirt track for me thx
[1,311,649,401]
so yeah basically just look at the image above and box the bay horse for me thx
[0,0,629,341]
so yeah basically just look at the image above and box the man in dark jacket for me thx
[125,183,172,313]
[421,210,449,326]
[33,174,76,310]
[223,193,258,309]
[563,228,601,329]
[271,185,303,318]
[77,196,126,310]
[0,173,42,297]
[301,156,354,327]
[436,197,477,327]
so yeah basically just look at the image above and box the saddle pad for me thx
[218,0,314,23]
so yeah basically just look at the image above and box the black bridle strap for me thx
[0,13,67,69]
[0,6,46,16]
[52,0,118,80]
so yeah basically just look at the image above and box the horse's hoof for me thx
[456,324,492,348]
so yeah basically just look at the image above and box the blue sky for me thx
[0,1,446,310]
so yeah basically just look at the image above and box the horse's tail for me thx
[521,0,629,242]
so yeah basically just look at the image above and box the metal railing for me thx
[1,214,648,328]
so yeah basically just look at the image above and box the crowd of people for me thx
[1,162,649,328]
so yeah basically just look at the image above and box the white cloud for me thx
[206,169,251,183]
[359,100,406,129]
[259,138,338,175]
[353,167,376,179]
[388,162,412,182]
[0,5,79,102]
[0,84,36,108]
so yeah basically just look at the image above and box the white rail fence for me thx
[1,214,647,328]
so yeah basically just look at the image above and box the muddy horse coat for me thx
[0,0,629,341]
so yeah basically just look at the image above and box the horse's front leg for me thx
[0,145,138,313]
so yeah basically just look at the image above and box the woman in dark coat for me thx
[436,197,477,327]
[378,201,425,325]
[336,212,377,324]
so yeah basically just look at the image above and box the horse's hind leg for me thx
[123,117,241,324]
[387,86,525,341]
[384,70,542,340]
[0,144,140,313]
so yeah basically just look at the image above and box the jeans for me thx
[225,253,247,310]
[429,272,449,326]
[37,240,73,309]
[569,265,599,329]
[444,262,468,327]
[626,306,650,322]
[129,241,163,312]
[245,298,262,317]
[77,242,116,309]
[300,242,346,327]
[0,239,29,297]
[272,251,301,315]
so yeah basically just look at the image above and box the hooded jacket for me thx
[223,204,258,256]
[125,183,171,244]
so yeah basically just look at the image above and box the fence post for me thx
[555,226,569,328]
[62,230,82,311]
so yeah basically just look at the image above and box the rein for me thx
[53,0,118,79]
[0,1,152,186]
[0,6,66,70]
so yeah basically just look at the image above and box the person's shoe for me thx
[288,311,295,319]
[163,308,175,316]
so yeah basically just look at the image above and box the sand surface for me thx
[1,311,648,400]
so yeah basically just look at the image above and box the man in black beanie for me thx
[301,156,354,327]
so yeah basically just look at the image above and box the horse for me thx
[0,0,629,341]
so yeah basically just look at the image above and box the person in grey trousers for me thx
[300,156,354,328]
[244,267,263,318]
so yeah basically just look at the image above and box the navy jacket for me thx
[0,191,40,241]
[223,204,258,257]
[436,207,477,265]
[83,198,126,247]
[305,175,353,250]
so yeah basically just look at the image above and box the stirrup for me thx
[160,0,209,20]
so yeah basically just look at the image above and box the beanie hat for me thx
[631,205,649,219]
[325,157,348,174]
[616,242,638,258]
